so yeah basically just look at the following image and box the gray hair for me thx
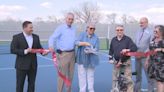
[140,17,149,23]
[65,12,74,18]
[155,25,164,40]
[116,24,124,28]
[86,22,96,28]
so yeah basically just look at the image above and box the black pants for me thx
[16,68,37,92]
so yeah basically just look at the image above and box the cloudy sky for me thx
[0,0,164,24]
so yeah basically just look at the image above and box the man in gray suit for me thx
[134,17,155,92]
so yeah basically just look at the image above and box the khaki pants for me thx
[112,60,133,92]
[57,51,75,92]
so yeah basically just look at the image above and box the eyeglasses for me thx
[154,30,160,34]
[154,31,157,33]
[68,18,74,21]
[89,28,95,30]
[140,22,144,24]
[116,29,123,31]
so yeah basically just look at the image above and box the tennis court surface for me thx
[0,43,149,92]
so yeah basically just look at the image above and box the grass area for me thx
[99,38,109,50]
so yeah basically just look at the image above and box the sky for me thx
[0,0,164,24]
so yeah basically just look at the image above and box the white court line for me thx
[0,67,14,71]
[37,54,53,61]
[0,65,54,71]
[141,88,156,92]
[0,55,54,71]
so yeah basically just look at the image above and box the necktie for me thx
[138,29,144,44]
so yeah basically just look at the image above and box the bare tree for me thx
[106,13,117,24]
[34,17,44,22]
[121,14,128,25]
[121,14,138,24]
[47,15,57,22]
[127,16,138,24]
[72,2,101,24]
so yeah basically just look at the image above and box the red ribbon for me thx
[31,49,49,53]
[122,50,157,57]
[52,52,71,87]
[115,50,157,68]
[145,50,157,57]
[123,52,146,57]
[31,49,71,87]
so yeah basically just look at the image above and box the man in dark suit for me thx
[11,21,48,92]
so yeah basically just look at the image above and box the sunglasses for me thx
[68,18,74,20]
[154,30,157,33]
[154,30,161,34]
[116,29,123,31]
[89,28,95,30]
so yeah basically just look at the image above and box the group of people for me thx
[10,12,164,92]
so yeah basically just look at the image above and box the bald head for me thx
[139,17,149,29]
[65,12,74,27]
[140,17,148,23]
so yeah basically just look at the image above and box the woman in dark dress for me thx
[145,25,164,92]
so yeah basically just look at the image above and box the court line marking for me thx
[0,55,53,71]
[141,88,156,92]
[37,54,53,61]
[0,65,54,71]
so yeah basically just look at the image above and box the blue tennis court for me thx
[0,44,149,92]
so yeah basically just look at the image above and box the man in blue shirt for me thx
[48,12,76,92]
